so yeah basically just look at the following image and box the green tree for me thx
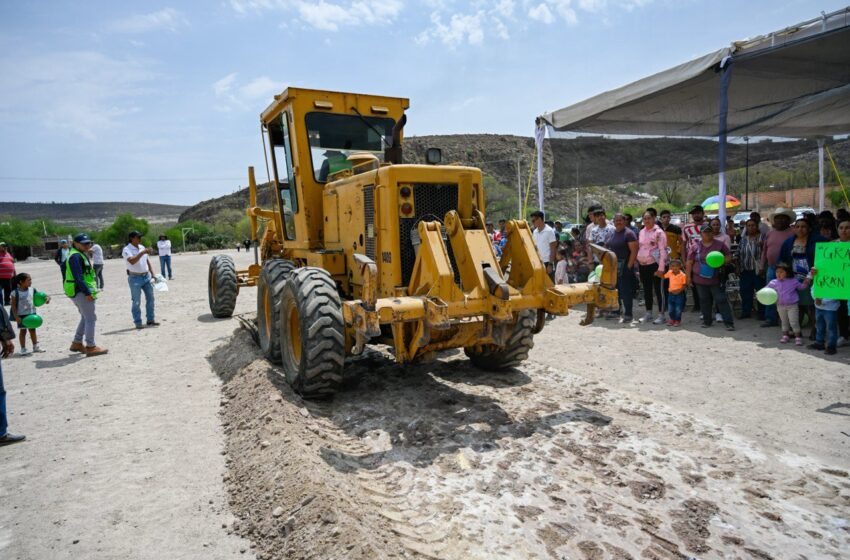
[0,218,41,247]
[94,214,150,247]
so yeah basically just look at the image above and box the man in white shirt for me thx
[157,235,173,280]
[90,243,104,289]
[122,231,159,329]
[530,210,557,281]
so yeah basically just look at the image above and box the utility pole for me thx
[181,227,194,253]
[516,156,522,219]
[744,136,750,209]
[575,158,580,224]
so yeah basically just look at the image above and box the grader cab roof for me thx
[260,87,410,124]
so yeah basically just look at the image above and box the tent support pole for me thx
[535,121,546,214]
[817,138,825,212]
[717,57,732,224]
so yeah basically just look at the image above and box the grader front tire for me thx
[279,268,345,398]
[257,259,296,363]
[208,255,238,318]
[465,310,536,370]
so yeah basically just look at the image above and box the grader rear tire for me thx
[465,309,536,370]
[208,255,238,318]
[257,259,296,363]
[279,268,345,398]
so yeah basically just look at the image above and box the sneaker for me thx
[135,323,145,330]
[666,320,675,326]
[725,324,735,331]
[674,320,682,327]
[146,320,160,327]
[780,335,790,343]
[825,346,837,355]
[837,337,848,348]
[0,433,25,446]
[70,341,85,352]
[32,344,45,353]
[794,337,803,346]
[19,347,30,355]
[639,312,653,323]
[619,316,633,324]
[85,345,108,357]
[653,314,666,325]
[715,313,723,322]
[808,342,826,350]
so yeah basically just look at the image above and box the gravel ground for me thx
[1,250,848,559]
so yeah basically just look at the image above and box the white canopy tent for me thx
[536,6,850,221]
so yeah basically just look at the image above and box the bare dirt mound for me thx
[210,327,849,560]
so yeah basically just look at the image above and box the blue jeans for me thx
[668,292,685,322]
[128,275,156,325]
[616,260,634,318]
[763,265,778,324]
[0,358,7,436]
[739,269,765,319]
[159,255,172,279]
[816,308,838,348]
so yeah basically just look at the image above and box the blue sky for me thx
[0,0,844,204]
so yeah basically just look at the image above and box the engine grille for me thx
[399,183,459,286]
[363,185,376,260]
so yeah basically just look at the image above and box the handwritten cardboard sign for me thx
[813,242,850,299]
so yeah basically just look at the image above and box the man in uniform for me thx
[66,233,107,356]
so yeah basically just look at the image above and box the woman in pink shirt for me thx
[637,211,668,324]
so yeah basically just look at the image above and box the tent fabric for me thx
[539,11,850,138]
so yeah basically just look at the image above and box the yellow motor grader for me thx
[207,88,617,397]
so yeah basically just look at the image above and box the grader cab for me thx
[207,88,618,398]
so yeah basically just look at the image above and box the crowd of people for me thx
[0,231,175,447]
[521,204,850,355]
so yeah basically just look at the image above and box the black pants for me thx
[838,300,849,339]
[638,263,663,313]
[0,277,11,306]
[696,283,734,326]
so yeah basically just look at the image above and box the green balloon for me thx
[595,264,603,277]
[22,314,43,329]
[33,291,47,307]
[706,251,725,269]
[756,287,778,306]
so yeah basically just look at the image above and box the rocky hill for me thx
[178,134,847,223]
[0,201,188,228]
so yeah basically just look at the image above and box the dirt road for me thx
[1,251,848,559]
[0,251,256,560]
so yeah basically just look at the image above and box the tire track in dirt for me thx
[210,327,849,559]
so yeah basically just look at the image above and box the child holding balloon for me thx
[765,263,811,346]
[9,273,50,355]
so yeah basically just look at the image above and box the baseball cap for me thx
[700,224,712,233]
[0,241,6,247]
[74,233,92,244]
[689,205,704,214]
[128,230,143,239]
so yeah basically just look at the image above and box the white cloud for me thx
[417,11,485,47]
[107,8,189,34]
[228,0,403,31]
[213,73,285,111]
[0,51,156,140]
[528,3,554,24]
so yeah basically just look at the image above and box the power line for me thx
[0,176,244,182]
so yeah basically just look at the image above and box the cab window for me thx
[305,112,395,183]
[268,113,297,239]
